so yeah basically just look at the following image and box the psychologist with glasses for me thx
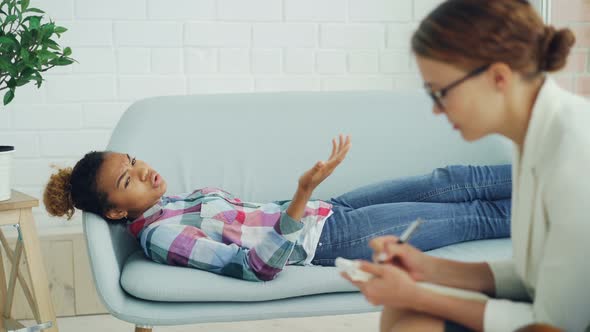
[342,1,590,331]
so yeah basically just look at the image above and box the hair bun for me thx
[540,26,576,72]
[43,165,76,220]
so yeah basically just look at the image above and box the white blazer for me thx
[484,78,590,331]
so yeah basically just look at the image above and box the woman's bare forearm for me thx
[285,186,313,221]
[425,257,496,296]
[413,286,487,331]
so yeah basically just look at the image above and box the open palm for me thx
[298,134,351,192]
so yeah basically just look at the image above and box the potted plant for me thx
[0,0,75,200]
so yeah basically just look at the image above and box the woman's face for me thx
[96,152,167,220]
[415,56,506,141]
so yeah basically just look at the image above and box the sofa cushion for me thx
[121,238,512,302]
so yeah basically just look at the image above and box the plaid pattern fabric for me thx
[127,187,332,281]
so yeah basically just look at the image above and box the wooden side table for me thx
[0,190,58,332]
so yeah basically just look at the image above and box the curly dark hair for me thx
[44,151,117,221]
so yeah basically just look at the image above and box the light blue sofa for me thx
[83,91,513,331]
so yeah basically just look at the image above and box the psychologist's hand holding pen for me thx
[368,218,436,282]
[343,219,434,309]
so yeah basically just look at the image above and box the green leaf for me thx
[16,76,31,86]
[7,1,14,14]
[20,66,34,77]
[0,2,75,100]
[36,49,58,61]
[5,14,17,23]
[25,7,43,14]
[0,66,17,77]
[45,39,60,50]
[0,36,16,47]
[32,71,42,86]
[20,48,29,63]
[20,0,30,11]
[0,56,12,72]
[6,78,16,88]
[54,57,73,66]
[20,30,33,45]
[28,15,40,29]
[3,89,14,105]
[54,26,67,34]
[42,22,55,33]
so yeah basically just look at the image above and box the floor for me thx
[21,312,380,332]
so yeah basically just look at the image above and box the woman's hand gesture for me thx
[298,134,351,192]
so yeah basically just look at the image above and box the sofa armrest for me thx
[82,212,140,314]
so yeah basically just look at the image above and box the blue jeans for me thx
[311,165,512,266]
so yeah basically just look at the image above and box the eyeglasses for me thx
[424,64,490,111]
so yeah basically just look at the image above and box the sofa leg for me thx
[135,325,153,332]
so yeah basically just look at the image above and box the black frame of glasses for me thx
[425,64,491,111]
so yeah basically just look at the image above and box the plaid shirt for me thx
[127,187,333,281]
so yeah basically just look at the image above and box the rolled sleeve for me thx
[487,260,529,300]
[484,260,534,331]
[484,299,534,332]
[274,212,304,242]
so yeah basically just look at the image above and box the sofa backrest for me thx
[83,91,513,306]
[107,91,512,202]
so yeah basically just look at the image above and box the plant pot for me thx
[0,145,15,201]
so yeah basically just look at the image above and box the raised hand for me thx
[298,134,351,192]
[285,134,351,222]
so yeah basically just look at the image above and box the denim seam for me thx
[317,215,509,250]
[415,180,512,203]
[318,223,409,250]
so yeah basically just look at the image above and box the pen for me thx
[377,218,423,262]
[397,218,423,244]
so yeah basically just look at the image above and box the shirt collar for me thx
[520,77,561,169]
[126,197,166,237]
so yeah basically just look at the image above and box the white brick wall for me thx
[12,105,82,129]
[285,49,315,73]
[1,0,449,229]
[252,49,282,74]
[72,47,117,74]
[75,0,147,19]
[317,50,347,73]
[218,49,250,73]
[349,51,379,73]
[349,0,413,22]
[114,22,184,47]
[185,48,218,73]
[285,0,346,22]
[219,0,282,21]
[253,23,317,47]
[321,24,385,48]
[147,0,216,20]
[117,48,151,74]
[185,23,250,47]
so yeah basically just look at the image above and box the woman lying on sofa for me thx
[43,135,511,282]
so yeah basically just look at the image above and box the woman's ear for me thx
[105,208,127,220]
[488,62,512,92]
